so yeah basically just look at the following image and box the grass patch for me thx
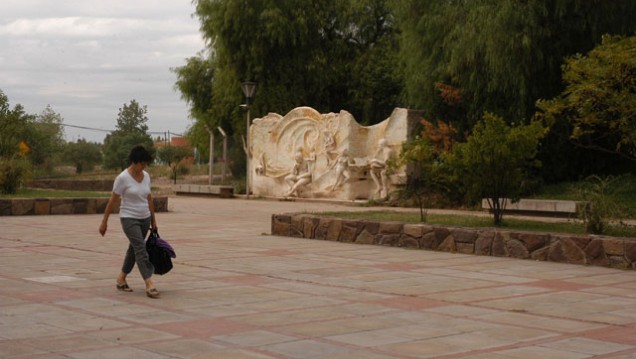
[532,174,636,216]
[0,188,110,198]
[316,211,636,238]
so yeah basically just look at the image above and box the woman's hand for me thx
[99,221,107,236]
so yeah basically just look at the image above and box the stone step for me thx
[481,198,578,216]
[173,184,234,198]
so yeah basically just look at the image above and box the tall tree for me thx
[393,0,636,134]
[537,35,636,162]
[115,99,149,134]
[178,0,402,176]
[29,105,65,168]
[102,100,154,169]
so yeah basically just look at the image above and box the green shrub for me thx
[574,175,626,234]
[0,157,31,194]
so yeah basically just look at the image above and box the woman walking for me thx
[99,145,160,298]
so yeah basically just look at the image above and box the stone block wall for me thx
[0,197,168,216]
[27,179,114,191]
[271,213,636,270]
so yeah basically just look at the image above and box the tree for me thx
[103,100,154,169]
[30,105,65,169]
[447,113,546,225]
[62,139,102,174]
[393,0,636,134]
[115,99,149,134]
[157,146,192,184]
[397,119,457,221]
[0,90,34,193]
[178,0,402,177]
[536,35,636,162]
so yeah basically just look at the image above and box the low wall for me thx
[27,179,114,192]
[271,213,636,270]
[0,196,168,216]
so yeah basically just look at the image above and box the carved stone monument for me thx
[249,107,420,200]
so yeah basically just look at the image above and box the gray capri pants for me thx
[120,217,154,280]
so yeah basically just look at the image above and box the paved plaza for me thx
[1,196,636,358]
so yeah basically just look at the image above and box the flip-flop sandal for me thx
[146,288,160,298]
[116,282,133,292]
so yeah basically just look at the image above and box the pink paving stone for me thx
[372,262,427,271]
[260,249,295,256]
[582,326,636,345]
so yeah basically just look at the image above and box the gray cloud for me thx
[0,0,205,142]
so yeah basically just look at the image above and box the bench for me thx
[481,198,579,217]
[173,184,234,198]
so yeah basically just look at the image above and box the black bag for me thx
[146,229,174,275]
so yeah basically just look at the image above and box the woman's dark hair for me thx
[128,145,153,165]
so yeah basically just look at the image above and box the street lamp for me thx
[240,81,257,198]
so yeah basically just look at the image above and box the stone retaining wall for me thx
[271,213,636,270]
[27,179,114,192]
[0,196,168,216]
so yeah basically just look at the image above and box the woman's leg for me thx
[120,217,155,283]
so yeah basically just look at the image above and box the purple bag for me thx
[146,230,175,275]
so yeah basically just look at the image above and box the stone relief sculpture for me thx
[249,107,417,200]
[368,139,393,198]
[284,149,313,197]
[329,149,352,192]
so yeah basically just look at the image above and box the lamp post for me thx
[240,81,257,198]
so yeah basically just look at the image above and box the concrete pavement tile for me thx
[493,345,592,359]
[85,327,180,344]
[213,329,298,346]
[21,334,110,353]
[567,273,636,286]
[40,311,130,331]
[377,339,467,358]
[583,286,636,298]
[65,346,174,359]
[0,340,45,357]
[137,338,225,358]
[180,303,259,318]
[232,307,356,327]
[426,285,548,303]
[190,349,279,359]
[371,295,446,311]
[0,322,74,340]
[474,312,605,333]
[376,323,466,340]
[326,330,410,347]
[123,310,200,325]
[225,295,346,314]
[157,318,254,339]
[277,319,373,337]
[432,325,555,352]
[599,352,636,359]
[539,337,634,355]
[0,294,25,306]
[319,350,399,359]
[423,304,501,317]
[261,339,347,359]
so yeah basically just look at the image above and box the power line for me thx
[60,123,182,137]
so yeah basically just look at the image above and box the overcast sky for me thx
[1,0,206,143]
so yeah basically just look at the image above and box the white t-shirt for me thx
[113,169,151,219]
